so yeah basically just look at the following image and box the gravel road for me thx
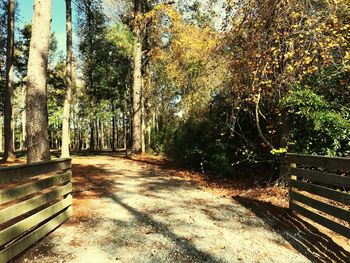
[15,156,312,263]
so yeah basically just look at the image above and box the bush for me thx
[282,88,350,156]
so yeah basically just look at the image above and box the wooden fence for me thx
[287,153,350,239]
[0,158,72,262]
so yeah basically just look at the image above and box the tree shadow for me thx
[71,163,121,199]
[233,196,350,263]
[74,165,222,263]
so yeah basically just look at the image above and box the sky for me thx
[17,0,77,55]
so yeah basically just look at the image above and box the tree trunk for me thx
[132,0,142,154]
[26,0,52,163]
[147,121,151,147]
[254,88,275,150]
[141,93,145,154]
[116,114,119,149]
[19,114,23,150]
[123,110,127,150]
[21,89,26,151]
[95,118,99,150]
[3,0,15,161]
[61,0,73,158]
[100,120,105,150]
[12,121,15,151]
[0,117,3,152]
[111,100,116,151]
[89,120,94,152]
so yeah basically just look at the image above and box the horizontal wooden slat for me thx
[290,191,350,222]
[289,167,350,188]
[290,202,350,239]
[0,171,72,205]
[0,183,72,225]
[286,153,350,171]
[0,207,72,263]
[290,180,350,205]
[0,194,72,247]
[0,158,71,184]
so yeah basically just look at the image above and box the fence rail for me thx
[287,153,350,239]
[0,158,72,262]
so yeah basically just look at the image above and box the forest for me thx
[0,0,350,262]
[0,0,349,179]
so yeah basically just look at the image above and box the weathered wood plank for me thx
[0,207,72,263]
[0,171,72,205]
[290,202,350,239]
[289,167,350,188]
[0,194,72,247]
[290,180,350,205]
[0,158,71,184]
[290,191,350,222]
[0,183,72,225]
[286,153,350,171]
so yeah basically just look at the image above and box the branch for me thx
[254,88,275,150]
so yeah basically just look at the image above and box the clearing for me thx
[12,155,350,263]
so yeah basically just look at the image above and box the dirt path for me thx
[13,156,347,262]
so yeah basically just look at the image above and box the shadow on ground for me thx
[69,162,221,262]
[13,156,350,263]
[234,196,350,263]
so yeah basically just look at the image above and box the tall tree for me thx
[132,0,143,154]
[77,0,107,152]
[61,0,73,158]
[3,0,15,161]
[26,0,52,163]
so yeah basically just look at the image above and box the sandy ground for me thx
[13,155,349,263]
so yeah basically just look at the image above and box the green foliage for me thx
[107,23,134,57]
[163,93,268,175]
[282,88,350,156]
[47,59,66,128]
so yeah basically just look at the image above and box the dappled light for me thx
[13,156,313,262]
[1,0,350,262]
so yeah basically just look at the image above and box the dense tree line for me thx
[0,0,349,181]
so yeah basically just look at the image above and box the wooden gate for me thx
[0,158,72,262]
[287,153,350,239]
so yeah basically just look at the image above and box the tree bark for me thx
[0,117,3,152]
[147,121,151,147]
[254,88,275,150]
[26,0,52,163]
[141,92,145,154]
[20,87,26,151]
[123,109,127,150]
[95,118,99,150]
[61,0,73,158]
[3,0,15,161]
[89,120,94,152]
[20,108,26,150]
[111,100,116,151]
[100,120,105,149]
[132,0,143,154]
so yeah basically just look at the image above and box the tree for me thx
[3,0,15,162]
[132,0,143,154]
[77,0,107,152]
[61,0,73,158]
[26,0,52,163]
[224,0,350,152]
